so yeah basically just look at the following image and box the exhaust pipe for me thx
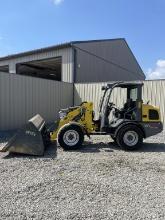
[0,114,50,156]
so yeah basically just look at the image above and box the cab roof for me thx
[107,81,144,89]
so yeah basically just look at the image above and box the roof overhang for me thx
[0,38,125,62]
[0,42,72,61]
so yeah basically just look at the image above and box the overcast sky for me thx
[0,0,164,79]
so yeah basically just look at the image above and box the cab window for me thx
[130,88,138,101]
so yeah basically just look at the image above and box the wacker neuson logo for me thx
[26,131,36,136]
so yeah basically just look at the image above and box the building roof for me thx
[0,38,125,61]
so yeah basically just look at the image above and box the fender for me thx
[58,122,90,138]
[114,121,146,138]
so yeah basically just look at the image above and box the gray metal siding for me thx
[74,81,165,125]
[0,70,165,131]
[74,40,145,83]
[0,72,73,130]
[0,47,73,83]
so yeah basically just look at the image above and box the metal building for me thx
[0,39,145,83]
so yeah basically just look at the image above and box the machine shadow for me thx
[2,142,57,159]
[136,142,165,153]
[74,141,165,153]
[2,141,165,158]
[72,141,115,153]
[108,142,165,153]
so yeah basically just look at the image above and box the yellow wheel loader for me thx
[0,82,163,155]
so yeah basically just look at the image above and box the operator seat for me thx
[123,99,133,110]
[121,99,136,119]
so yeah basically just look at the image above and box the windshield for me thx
[110,87,127,109]
[99,89,111,113]
[99,87,127,112]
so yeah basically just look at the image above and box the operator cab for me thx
[99,82,143,132]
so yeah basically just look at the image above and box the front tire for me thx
[116,125,143,151]
[58,124,84,151]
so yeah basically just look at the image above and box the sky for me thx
[0,0,164,79]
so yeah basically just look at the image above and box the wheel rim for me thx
[123,131,138,147]
[63,130,80,146]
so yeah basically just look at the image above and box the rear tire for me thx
[116,125,143,151]
[58,124,84,151]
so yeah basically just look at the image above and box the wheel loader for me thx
[0,82,163,155]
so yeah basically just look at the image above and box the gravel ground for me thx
[0,132,165,220]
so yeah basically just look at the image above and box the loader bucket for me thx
[0,114,50,156]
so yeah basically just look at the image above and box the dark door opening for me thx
[0,65,9,73]
[16,57,62,81]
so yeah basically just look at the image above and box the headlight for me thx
[59,111,67,119]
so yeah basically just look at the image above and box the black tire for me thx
[116,125,143,151]
[58,124,84,151]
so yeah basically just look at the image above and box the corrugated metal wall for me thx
[0,72,73,130]
[74,39,145,82]
[1,72,165,130]
[0,47,73,83]
[74,80,165,124]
